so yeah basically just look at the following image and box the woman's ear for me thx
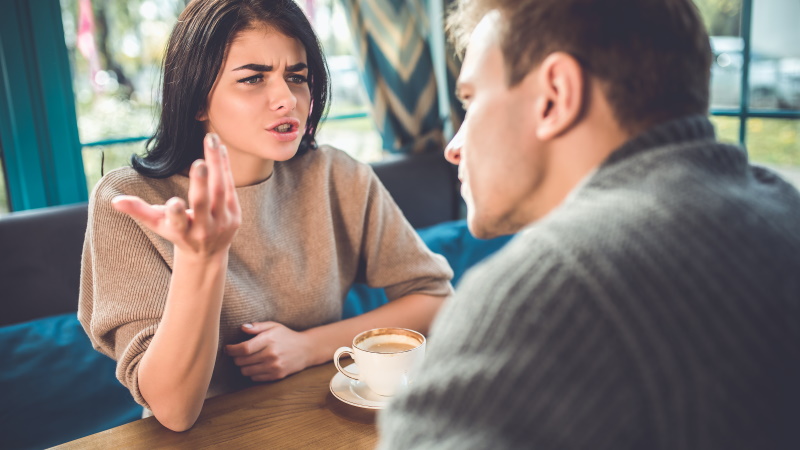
[531,52,585,141]
[196,109,208,121]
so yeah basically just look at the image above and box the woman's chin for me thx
[270,145,300,161]
[261,139,302,161]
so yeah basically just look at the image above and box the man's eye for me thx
[238,74,263,85]
[288,74,308,84]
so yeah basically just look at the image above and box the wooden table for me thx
[54,362,378,449]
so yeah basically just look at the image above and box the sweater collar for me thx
[603,114,717,167]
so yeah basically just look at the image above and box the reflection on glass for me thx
[709,36,744,109]
[747,119,800,186]
[82,142,147,193]
[709,115,740,145]
[750,0,800,111]
[0,158,9,214]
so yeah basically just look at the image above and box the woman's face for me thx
[201,25,311,185]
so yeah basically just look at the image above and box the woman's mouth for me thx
[267,119,301,142]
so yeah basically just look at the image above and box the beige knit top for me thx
[78,145,454,408]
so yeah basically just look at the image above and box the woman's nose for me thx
[444,128,464,165]
[269,79,297,112]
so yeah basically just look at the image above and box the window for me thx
[59,0,380,195]
[698,0,800,186]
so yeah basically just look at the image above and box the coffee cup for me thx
[333,327,425,397]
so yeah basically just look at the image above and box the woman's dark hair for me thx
[132,0,329,178]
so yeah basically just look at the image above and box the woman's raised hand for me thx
[112,133,241,258]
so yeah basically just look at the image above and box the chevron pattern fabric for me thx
[341,0,446,154]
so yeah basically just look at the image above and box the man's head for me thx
[445,0,712,238]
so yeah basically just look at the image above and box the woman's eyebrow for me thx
[232,63,308,72]
[286,63,308,72]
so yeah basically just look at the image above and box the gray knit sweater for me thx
[378,116,800,449]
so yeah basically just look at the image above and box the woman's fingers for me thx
[165,197,188,234]
[219,141,240,215]
[233,347,277,368]
[121,133,238,256]
[203,133,227,218]
[188,159,210,231]
[112,195,165,229]
[112,196,189,244]
[225,332,269,358]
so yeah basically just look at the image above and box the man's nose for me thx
[444,128,464,165]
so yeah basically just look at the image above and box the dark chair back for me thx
[0,203,88,326]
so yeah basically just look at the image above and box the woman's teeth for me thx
[274,123,292,133]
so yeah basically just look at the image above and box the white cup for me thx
[333,327,426,397]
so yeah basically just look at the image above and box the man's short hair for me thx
[447,0,713,133]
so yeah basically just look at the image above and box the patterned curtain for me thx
[340,0,455,154]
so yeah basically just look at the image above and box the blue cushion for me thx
[342,219,513,318]
[0,314,141,449]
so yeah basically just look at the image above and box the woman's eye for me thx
[238,74,263,85]
[288,74,308,84]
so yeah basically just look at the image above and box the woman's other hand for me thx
[225,322,316,381]
[111,133,241,258]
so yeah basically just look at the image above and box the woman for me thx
[78,0,453,432]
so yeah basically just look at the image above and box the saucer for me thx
[329,363,391,409]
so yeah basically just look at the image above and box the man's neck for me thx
[530,89,630,221]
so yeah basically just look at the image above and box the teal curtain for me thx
[340,0,448,154]
[0,0,87,211]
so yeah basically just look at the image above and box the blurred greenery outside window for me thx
[59,0,381,194]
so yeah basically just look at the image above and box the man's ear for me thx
[529,52,585,141]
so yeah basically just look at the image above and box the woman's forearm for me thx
[302,293,447,367]
[137,249,228,432]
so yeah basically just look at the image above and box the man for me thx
[377,0,799,448]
